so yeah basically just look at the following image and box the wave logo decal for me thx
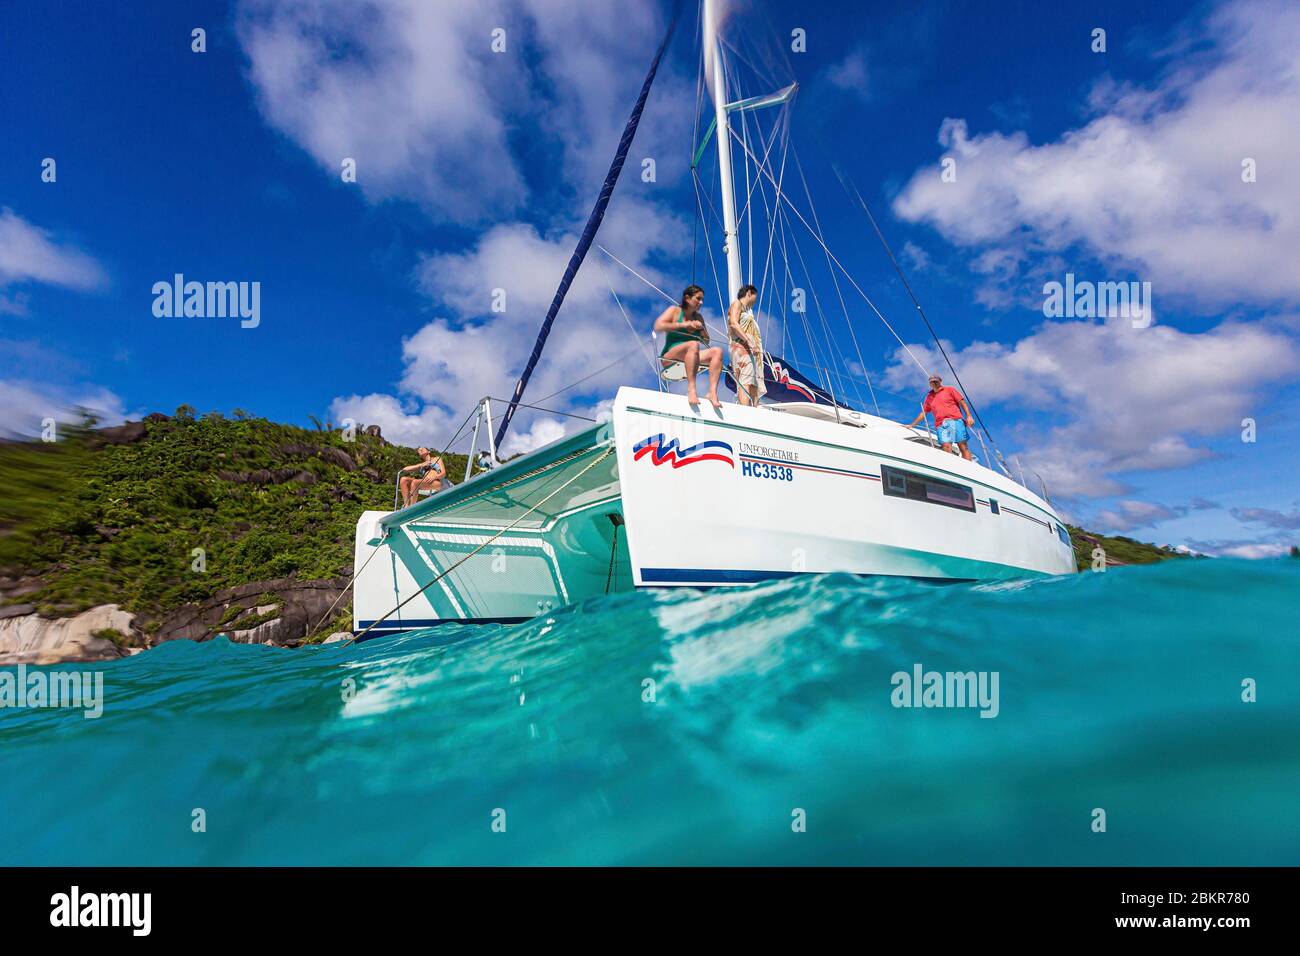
[633,434,734,468]
[769,361,817,402]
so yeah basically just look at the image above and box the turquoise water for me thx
[2,559,1297,865]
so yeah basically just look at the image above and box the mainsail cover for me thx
[725,351,856,410]
[494,5,681,452]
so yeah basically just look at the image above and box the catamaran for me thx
[351,0,1076,638]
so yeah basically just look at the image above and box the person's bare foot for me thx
[707,391,722,410]
[687,390,700,405]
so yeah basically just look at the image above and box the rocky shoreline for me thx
[0,575,354,665]
[0,411,430,666]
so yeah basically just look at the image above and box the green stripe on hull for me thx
[826,538,1050,581]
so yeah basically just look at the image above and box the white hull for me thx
[352,387,1075,636]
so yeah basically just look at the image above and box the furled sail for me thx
[725,352,856,410]
[494,5,681,452]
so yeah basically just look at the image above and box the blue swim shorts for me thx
[937,418,969,445]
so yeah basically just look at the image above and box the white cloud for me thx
[330,388,604,458]
[1202,541,1291,559]
[237,0,527,223]
[899,240,930,271]
[882,315,1300,497]
[243,0,696,456]
[327,202,683,455]
[326,392,458,450]
[892,0,1300,308]
[0,218,115,437]
[0,209,106,296]
[237,0,687,223]
[1095,499,1187,532]
[513,0,688,190]
[1231,507,1300,530]
[826,48,869,98]
[0,379,125,439]
[500,415,566,457]
[1219,543,1290,559]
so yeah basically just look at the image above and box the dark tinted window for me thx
[989,498,1000,515]
[880,465,976,513]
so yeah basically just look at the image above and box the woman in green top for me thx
[653,284,723,409]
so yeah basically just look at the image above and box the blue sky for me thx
[2,0,1297,556]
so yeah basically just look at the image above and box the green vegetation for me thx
[225,605,283,632]
[216,603,248,627]
[1067,525,1191,570]
[0,411,465,621]
[90,627,133,648]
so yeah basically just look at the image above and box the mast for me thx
[704,0,743,303]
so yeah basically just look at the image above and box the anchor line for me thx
[346,446,615,645]
[605,521,621,594]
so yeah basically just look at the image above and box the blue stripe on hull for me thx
[637,567,976,585]
[353,616,530,640]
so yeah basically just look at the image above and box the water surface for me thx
[2,559,1295,865]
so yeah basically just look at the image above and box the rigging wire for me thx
[688,171,729,337]
[726,126,931,378]
[596,244,675,304]
[530,346,649,406]
[593,253,665,381]
[780,200,858,410]
[772,202,803,375]
[793,148,881,416]
[731,51,755,288]
[698,0,1003,464]
[775,202,842,405]
[755,111,795,363]
[831,164,1007,461]
[746,103,792,352]
[598,240,728,343]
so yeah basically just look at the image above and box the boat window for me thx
[988,498,1000,515]
[1056,523,1071,545]
[880,465,976,513]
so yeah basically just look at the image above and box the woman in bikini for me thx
[653,284,724,409]
[398,447,446,508]
[727,284,766,407]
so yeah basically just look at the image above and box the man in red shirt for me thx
[908,374,976,460]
